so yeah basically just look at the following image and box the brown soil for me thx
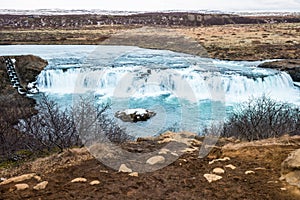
[1,136,300,200]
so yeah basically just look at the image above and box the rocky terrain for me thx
[1,132,300,199]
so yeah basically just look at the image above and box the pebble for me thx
[209,157,231,165]
[15,183,29,191]
[146,156,165,165]
[213,168,225,174]
[204,174,223,183]
[119,164,133,173]
[71,178,87,183]
[180,147,197,153]
[33,175,42,182]
[245,170,255,175]
[225,164,237,170]
[158,148,170,155]
[0,173,35,185]
[280,187,287,191]
[171,152,179,157]
[90,180,100,185]
[33,181,48,190]
[254,167,266,170]
[129,172,139,177]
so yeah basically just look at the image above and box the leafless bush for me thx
[221,95,300,141]
[18,95,132,152]
[17,94,80,153]
[72,96,133,144]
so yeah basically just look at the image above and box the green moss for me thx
[15,149,33,157]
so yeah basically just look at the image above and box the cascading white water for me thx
[36,64,299,104]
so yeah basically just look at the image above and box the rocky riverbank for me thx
[258,60,300,82]
[0,55,47,94]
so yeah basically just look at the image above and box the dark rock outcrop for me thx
[258,59,300,82]
[0,55,47,93]
[13,55,48,85]
[0,55,47,124]
[115,109,156,123]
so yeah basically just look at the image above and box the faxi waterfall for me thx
[0,45,299,137]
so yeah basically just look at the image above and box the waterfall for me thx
[36,64,299,104]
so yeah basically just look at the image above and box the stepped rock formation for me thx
[259,59,300,82]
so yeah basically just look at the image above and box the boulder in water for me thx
[115,108,156,123]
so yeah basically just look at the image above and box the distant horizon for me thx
[1,0,300,13]
[0,8,299,15]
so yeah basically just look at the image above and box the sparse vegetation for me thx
[204,95,300,141]
[0,94,133,166]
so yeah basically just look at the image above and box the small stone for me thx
[245,170,255,175]
[209,157,230,165]
[280,187,287,191]
[213,168,225,174]
[119,164,132,173]
[71,178,87,183]
[33,175,42,182]
[90,180,100,185]
[267,180,279,184]
[15,183,29,191]
[180,147,197,153]
[158,148,170,155]
[171,152,179,157]
[204,174,223,183]
[146,156,165,165]
[0,173,35,185]
[225,164,236,170]
[129,172,139,177]
[254,167,266,170]
[33,181,48,190]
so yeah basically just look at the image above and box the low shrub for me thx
[221,95,300,141]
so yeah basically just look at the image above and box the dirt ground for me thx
[177,23,300,60]
[1,135,300,200]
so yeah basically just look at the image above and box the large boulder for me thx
[258,59,300,82]
[280,148,300,188]
[115,109,156,123]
